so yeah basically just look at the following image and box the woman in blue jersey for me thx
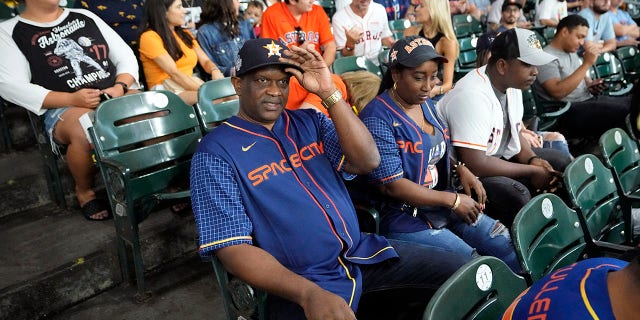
[196,0,255,77]
[358,36,520,271]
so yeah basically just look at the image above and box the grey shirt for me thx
[533,45,593,102]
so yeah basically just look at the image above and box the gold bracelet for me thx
[451,193,461,210]
[321,89,343,110]
[439,86,444,95]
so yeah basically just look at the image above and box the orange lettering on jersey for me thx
[397,140,423,154]
[529,298,551,314]
[248,141,325,186]
[527,315,547,320]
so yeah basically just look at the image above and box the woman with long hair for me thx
[196,0,255,77]
[361,36,519,272]
[139,0,223,105]
[404,0,458,101]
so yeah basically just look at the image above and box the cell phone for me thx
[100,92,111,102]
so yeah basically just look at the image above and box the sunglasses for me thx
[294,26,305,46]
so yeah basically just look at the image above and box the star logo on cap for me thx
[263,40,282,57]
[390,49,398,62]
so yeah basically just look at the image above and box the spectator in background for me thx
[0,0,139,221]
[139,0,223,105]
[535,0,569,27]
[358,36,520,272]
[75,0,144,47]
[244,0,265,37]
[610,0,640,47]
[197,0,255,77]
[261,0,336,65]
[498,0,527,32]
[332,0,395,66]
[340,70,381,113]
[487,0,530,31]
[533,15,630,139]
[502,247,640,320]
[190,38,467,320]
[578,0,617,52]
[475,32,574,172]
[374,0,411,21]
[437,28,561,226]
[261,0,347,115]
[404,0,458,100]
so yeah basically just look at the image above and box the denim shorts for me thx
[42,107,69,155]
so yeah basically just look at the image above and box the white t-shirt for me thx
[332,2,392,65]
[535,0,568,27]
[436,66,524,159]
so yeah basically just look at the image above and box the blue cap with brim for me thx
[234,38,304,76]
[389,36,448,68]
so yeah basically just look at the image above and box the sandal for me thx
[81,199,113,221]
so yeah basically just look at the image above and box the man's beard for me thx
[593,6,609,14]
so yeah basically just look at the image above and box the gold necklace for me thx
[390,89,431,133]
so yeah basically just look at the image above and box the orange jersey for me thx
[261,2,333,53]
[286,74,348,116]
[139,29,200,88]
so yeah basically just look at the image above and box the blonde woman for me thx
[404,0,458,101]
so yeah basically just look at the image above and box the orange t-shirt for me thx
[261,2,334,53]
[139,29,200,88]
[286,74,348,116]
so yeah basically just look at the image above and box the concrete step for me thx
[50,254,227,320]
[0,204,200,320]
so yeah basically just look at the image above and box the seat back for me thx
[0,1,16,21]
[196,78,239,133]
[332,56,382,78]
[452,14,479,38]
[317,0,336,20]
[210,256,268,320]
[512,194,586,283]
[91,91,202,203]
[422,256,528,320]
[378,47,390,75]
[599,128,640,198]
[388,19,412,34]
[454,35,478,82]
[591,52,632,96]
[542,26,556,42]
[615,45,640,82]
[564,154,627,244]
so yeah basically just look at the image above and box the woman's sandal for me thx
[81,199,113,221]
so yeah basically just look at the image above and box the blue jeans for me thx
[385,213,520,273]
[267,239,467,320]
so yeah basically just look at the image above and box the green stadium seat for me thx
[591,51,633,96]
[512,194,587,284]
[422,256,528,320]
[454,35,478,81]
[88,91,202,300]
[331,56,382,78]
[196,78,239,133]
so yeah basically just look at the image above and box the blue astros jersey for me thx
[190,109,398,310]
[358,91,453,233]
[502,258,627,320]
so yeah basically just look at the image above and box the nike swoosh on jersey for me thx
[242,141,257,152]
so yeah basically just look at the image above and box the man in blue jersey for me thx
[503,247,640,320]
[190,38,467,320]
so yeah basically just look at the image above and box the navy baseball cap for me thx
[490,28,557,66]
[476,32,499,53]
[234,38,303,76]
[501,0,522,11]
[389,36,448,68]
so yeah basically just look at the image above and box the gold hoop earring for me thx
[393,82,397,90]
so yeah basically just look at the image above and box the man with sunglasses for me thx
[262,0,336,65]
[261,0,347,115]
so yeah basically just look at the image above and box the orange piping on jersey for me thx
[337,155,347,172]
[500,288,530,320]
[347,246,395,261]
[378,172,404,183]
[199,236,253,251]
[475,68,488,82]
[580,268,599,320]
[337,256,357,306]
[451,140,487,149]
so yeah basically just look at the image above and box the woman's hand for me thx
[456,164,486,207]
[452,193,482,225]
